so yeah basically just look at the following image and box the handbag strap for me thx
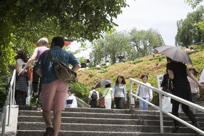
[103,88,110,98]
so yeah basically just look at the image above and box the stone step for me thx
[25,108,203,117]
[19,110,204,123]
[18,116,204,127]
[17,130,195,136]
[64,108,204,117]
[19,111,133,119]
[17,122,201,133]
[65,108,131,113]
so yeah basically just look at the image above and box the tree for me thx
[90,32,131,65]
[0,0,128,107]
[129,29,164,57]
[0,0,128,73]
[185,0,203,8]
[175,6,204,46]
[90,29,165,66]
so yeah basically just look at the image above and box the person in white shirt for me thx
[136,74,153,110]
[88,88,99,108]
[103,84,113,109]
[65,89,77,108]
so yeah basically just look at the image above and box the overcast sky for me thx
[114,0,193,45]
[69,0,194,58]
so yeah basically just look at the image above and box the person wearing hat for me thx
[20,37,49,105]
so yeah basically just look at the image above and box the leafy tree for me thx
[90,29,164,65]
[129,29,164,57]
[0,0,128,106]
[175,6,204,46]
[185,0,203,8]
[0,0,128,72]
[90,32,131,65]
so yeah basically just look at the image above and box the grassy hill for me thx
[74,45,204,103]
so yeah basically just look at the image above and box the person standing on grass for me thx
[36,36,80,136]
[113,75,127,109]
[136,74,153,110]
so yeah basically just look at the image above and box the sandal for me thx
[43,127,54,136]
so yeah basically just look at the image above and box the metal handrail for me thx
[129,78,204,135]
[1,70,16,136]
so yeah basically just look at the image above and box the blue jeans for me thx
[139,98,149,110]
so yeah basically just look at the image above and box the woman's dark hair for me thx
[105,83,111,88]
[140,74,148,79]
[15,50,28,62]
[115,75,126,85]
[51,36,64,48]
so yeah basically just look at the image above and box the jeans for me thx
[139,97,149,110]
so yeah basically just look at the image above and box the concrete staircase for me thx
[17,108,202,136]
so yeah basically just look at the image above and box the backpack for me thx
[48,52,77,83]
[91,91,98,101]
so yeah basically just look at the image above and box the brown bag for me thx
[48,52,77,83]
[99,98,105,107]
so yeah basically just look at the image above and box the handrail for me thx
[129,78,204,135]
[1,70,16,136]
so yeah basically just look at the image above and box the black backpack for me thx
[91,91,98,101]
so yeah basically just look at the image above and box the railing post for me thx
[159,93,164,133]
[129,80,134,110]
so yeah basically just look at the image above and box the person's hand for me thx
[18,68,26,75]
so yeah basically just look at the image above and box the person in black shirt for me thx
[166,57,201,133]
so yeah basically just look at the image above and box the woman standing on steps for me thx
[136,74,153,110]
[103,83,113,109]
[15,50,28,106]
[113,75,127,109]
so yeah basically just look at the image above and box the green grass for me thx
[77,45,204,103]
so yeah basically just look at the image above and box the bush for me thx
[69,81,91,103]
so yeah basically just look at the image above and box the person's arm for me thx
[97,91,100,100]
[167,69,174,80]
[187,68,200,87]
[149,83,153,101]
[136,85,140,96]
[113,86,116,97]
[72,64,80,71]
[68,53,80,71]
[25,48,38,68]
[88,91,92,99]
[123,85,127,101]
[73,96,78,108]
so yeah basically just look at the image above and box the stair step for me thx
[17,122,201,133]
[18,116,204,127]
[17,130,196,136]
[19,111,133,119]
[19,110,204,122]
